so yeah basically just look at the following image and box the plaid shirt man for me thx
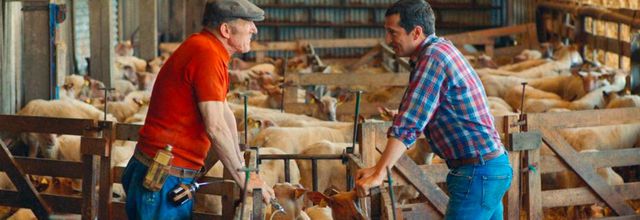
[387,34,504,160]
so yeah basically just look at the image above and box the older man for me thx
[121,1,274,219]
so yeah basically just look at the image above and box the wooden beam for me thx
[0,191,82,214]
[287,72,409,87]
[251,38,382,52]
[540,127,636,216]
[585,33,632,57]
[0,115,97,136]
[541,182,640,208]
[540,148,640,174]
[89,0,115,87]
[22,1,53,102]
[139,0,158,60]
[443,23,535,44]
[81,153,98,220]
[0,141,51,218]
[0,157,84,179]
[348,46,381,71]
[374,139,448,215]
[528,108,640,129]
[284,102,401,117]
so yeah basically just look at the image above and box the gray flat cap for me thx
[206,0,265,21]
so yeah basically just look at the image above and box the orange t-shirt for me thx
[137,29,230,170]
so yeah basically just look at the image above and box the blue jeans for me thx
[121,157,195,220]
[444,153,513,220]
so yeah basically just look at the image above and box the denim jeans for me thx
[444,153,513,220]
[121,157,195,220]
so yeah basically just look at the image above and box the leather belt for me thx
[446,149,505,169]
[133,150,200,179]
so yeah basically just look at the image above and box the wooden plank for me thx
[251,38,382,52]
[525,148,543,220]
[0,115,97,135]
[540,127,636,215]
[529,108,640,129]
[80,137,109,157]
[89,0,115,87]
[139,0,158,60]
[541,182,640,208]
[0,157,84,179]
[98,123,113,220]
[81,154,98,220]
[443,23,535,44]
[348,46,381,71]
[418,164,448,183]
[540,148,640,174]
[289,72,409,87]
[358,122,388,168]
[373,137,448,215]
[389,155,448,215]
[284,102,402,117]
[115,123,142,141]
[586,34,632,57]
[0,141,51,218]
[505,151,521,220]
[0,190,82,214]
[508,131,542,151]
[220,180,239,219]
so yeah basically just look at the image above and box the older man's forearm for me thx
[208,125,246,188]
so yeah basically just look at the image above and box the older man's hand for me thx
[355,167,385,198]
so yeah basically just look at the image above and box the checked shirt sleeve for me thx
[387,55,446,148]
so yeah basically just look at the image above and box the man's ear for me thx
[219,23,232,39]
[413,26,424,40]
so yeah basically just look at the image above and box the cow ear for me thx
[293,188,306,199]
[306,191,330,206]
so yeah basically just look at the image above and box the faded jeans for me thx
[444,153,513,220]
[121,157,195,220]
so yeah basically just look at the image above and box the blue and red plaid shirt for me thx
[388,34,504,160]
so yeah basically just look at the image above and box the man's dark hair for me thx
[201,2,239,28]
[385,0,436,36]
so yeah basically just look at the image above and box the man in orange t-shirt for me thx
[121,1,274,219]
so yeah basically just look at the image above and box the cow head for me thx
[306,190,366,220]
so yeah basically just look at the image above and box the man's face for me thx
[384,14,417,57]
[227,19,258,54]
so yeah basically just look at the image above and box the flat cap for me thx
[205,0,265,21]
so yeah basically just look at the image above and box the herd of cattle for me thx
[0,40,639,219]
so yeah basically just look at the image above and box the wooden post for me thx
[139,0,158,60]
[22,1,53,102]
[168,0,186,42]
[89,0,114,87]
[503,115,520,220]
[98,121,114,220]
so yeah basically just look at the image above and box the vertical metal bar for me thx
[350,91,362,154]
[284,159,291,183]
[312,159,318,192]
[244,95,248,145]
[281,54,288,113]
